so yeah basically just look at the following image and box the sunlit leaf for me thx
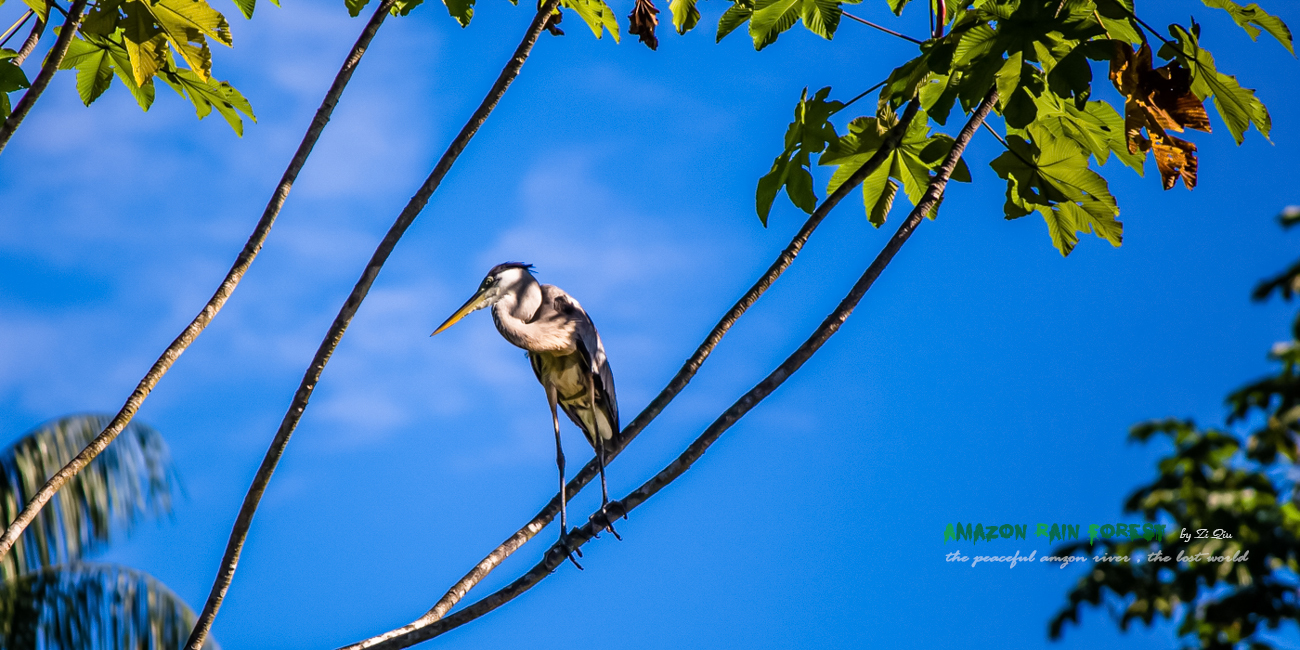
[561,0,620,42]
[1168,23,1270,144]
[669,0,699,34]
[1201,0,1293,54]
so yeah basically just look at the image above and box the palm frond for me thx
[0,562,217,650]
[0,415,180,581]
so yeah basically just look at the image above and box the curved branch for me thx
[357,88,999,650]
[0,0,398,571]
[183,3,564,649]
[336,98,925,650]
[0,0,87,156]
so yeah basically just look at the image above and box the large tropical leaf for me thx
[0,562,217,650]
[0,415,180,581]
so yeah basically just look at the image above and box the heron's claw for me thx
[590,504,624,541]
[555,527,584,570]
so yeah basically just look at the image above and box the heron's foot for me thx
[553,527,584,570]
[590,501,625,541]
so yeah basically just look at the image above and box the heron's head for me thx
[431,262,534,336]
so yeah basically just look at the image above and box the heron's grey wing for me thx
[553,292,620,441]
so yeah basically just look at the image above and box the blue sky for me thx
[1,1,1298,648]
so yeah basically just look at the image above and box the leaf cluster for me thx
[745,0,1289,256]
[52,0,257,134]
[1050,224,1300,649]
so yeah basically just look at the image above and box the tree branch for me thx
[0,0,87,156]
[350,88,998,650]
[0,0,398,577]
[12,10,48,66]
[183,3,564,649]
[338,99,929,650]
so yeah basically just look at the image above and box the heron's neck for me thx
[491,277,542,347]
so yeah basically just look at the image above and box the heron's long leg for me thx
[548,383,583,569]
[590,378,621,540]
[547,383,567,532]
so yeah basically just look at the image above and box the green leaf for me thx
[161,68,255,135]
[748,0,838,50]
[394,0,425,14]
[60,32,158,110]
[859,162,896,227]
[60,37,116,105]
[443,0,474,26]
[885,0,910,16]
[717,0,752,41]
[953,23,997,67]
[994,50,1021,110]
[749,0,799,50]
[669,0,699,34]
[1169,24,1271,144]
[990,125,1121,256]
[0,52,29,94]
[229,0,255,19]
[346,0,371,16]
[19,0,49,22]
[756,86,843,223]
[561,0,620,42]
[798,0,840,39]
[121,1,169,86]
[0,52,30,120]
[1092,0,1141,43]
[1201,0,1293,54]
[1032,93,1143,174]
[132,0,233,81]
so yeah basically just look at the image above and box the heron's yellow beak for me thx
[431,288,491,336]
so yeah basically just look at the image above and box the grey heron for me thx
[431,262,621,559]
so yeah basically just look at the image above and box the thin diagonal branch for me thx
[0,0,87,156]
[0,0,398,570]
[13,11,48,65]
[355,87,999,650]
[337,99,926,650]
[183,3,564,649]
[13,4,49,65]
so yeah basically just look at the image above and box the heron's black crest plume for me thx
[488,262,534,276]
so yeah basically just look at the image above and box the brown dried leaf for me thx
[628,0,660,50]
[1151,133,1198,190]
[1109,42,1209,190]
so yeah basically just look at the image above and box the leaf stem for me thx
[840,79,888,112]
[347,89,998,650]
[842,11,923,45]
[183,2,563,649]
[1121,6,1172,45]
[981,120,1037,170]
